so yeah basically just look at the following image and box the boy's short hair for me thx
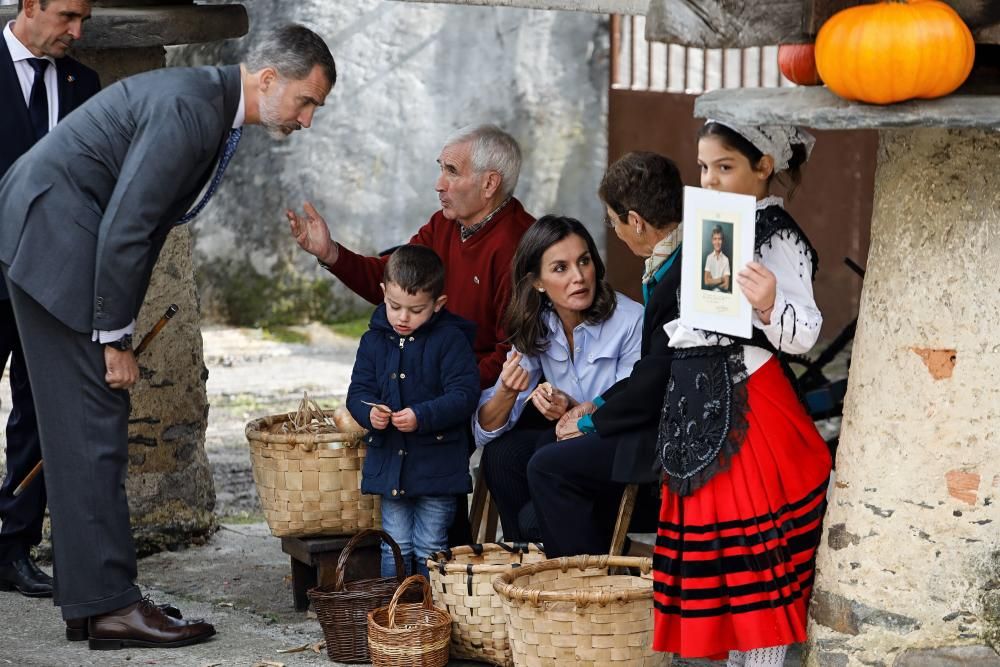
[383,245,446,299]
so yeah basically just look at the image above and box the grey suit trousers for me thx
[3,269,141,620]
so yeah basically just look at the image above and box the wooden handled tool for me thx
[11,304,179,497]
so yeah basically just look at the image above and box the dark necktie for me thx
[177,127,242,225]
[27,58,50,142]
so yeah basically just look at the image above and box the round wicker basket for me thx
[426,542,546,667]
[246,409,379,537]
[368,574,452,667]
[492,555,668,667]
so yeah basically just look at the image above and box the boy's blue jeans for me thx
[379,495,457,580]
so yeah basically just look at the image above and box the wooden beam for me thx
[390,0,648,15]
[646,0,1000,48]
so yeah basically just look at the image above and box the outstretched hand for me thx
[287,201,337,265]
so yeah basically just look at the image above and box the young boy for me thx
[346,245,480,579]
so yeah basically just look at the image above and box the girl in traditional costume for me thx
[651,122,833,666]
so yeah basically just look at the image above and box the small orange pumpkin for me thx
[778,44,822,86]
[815,0,975,105]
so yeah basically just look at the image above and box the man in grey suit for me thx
[0,24,336,649]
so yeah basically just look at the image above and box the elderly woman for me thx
[527,151,685,557]
[475,215,644,541]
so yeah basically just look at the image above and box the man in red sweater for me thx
[287,124,534,390]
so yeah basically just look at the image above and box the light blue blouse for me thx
[473,292,644,447]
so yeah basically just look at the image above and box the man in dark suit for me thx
[0,24,336,649]
[0,0,99,600]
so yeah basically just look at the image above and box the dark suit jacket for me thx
[592,254,682,484]
[0,39,100,299]
[0,65,241,332]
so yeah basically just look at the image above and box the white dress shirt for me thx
[4,21,58,131]
[665,197,822,375]
[473,293,644,447]
[704,251,731,280]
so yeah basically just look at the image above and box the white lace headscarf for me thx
[706,120,816,173]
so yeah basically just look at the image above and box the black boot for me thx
[0,556,53,597]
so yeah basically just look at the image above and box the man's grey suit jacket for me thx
[0,64,242,333]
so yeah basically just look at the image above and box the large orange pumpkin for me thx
[815,0,975,105]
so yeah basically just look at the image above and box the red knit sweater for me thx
[327,198,535,389]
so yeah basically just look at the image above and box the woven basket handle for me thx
[333,529,406,592]
[386,574,432,629]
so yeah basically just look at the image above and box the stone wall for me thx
[168,0,610,325]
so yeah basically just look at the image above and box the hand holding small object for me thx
[391,407,418,433]
[498,351,530,397]
[370,405,391,430]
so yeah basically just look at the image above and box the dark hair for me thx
[598,151,683,229]
[504,215,617,356]
[247,24,337,88]
[19,0,55,11]
[383,245,445,299]
[711,225,724,239]
[698,122,808,200]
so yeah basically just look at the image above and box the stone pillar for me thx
[0,0,247,554]
[806,129,1000,665]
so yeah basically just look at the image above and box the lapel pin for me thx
[473,276,480,285]
[66,74,75,83]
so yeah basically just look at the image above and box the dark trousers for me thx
[527,433,625,558]
[0,298,44,564]
[480,427,553,541]
[5,274,141,619]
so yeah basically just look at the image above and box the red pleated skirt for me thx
[652,357,832,659]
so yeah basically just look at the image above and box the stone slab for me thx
[645,0,1000,48]
[694,86,1000,130]
[0,4,248,49]
[391,0,647,14]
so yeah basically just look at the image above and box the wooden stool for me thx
[468,464,500,543]
[281,534,381,611]
[609,483,639,557]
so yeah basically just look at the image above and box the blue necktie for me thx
[27,58,50,142]
[177,127,242,225]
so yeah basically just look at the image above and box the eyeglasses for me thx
[604,211,624,229]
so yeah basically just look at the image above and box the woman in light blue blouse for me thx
[475,215,643,541]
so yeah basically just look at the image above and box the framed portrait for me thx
[680,186,756,339]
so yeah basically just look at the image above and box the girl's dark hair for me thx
[504,215,617,356]
[598,151,683,228]
[698,122,808,200]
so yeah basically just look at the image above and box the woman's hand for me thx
[530,383,574,421]
[497,351,531,397]
[391,408,418,433]
[554,401,595,440]
[736,261,777,322]
[369,405,391,430]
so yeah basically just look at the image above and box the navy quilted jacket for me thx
[347,305,479,497]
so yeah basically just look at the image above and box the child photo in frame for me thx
[701,222,733,294]
[680,186,755,338]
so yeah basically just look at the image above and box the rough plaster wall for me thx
[168,0,610,321]
[806,129,1000,666]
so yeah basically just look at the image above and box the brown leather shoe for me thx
[66,603,185,641]
[87,598,215,650]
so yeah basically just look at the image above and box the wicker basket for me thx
[308,529,407,663]
[492,555,669,667]
[426,542,546,667]
[368,575,452,667]
[246,409,379,537]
